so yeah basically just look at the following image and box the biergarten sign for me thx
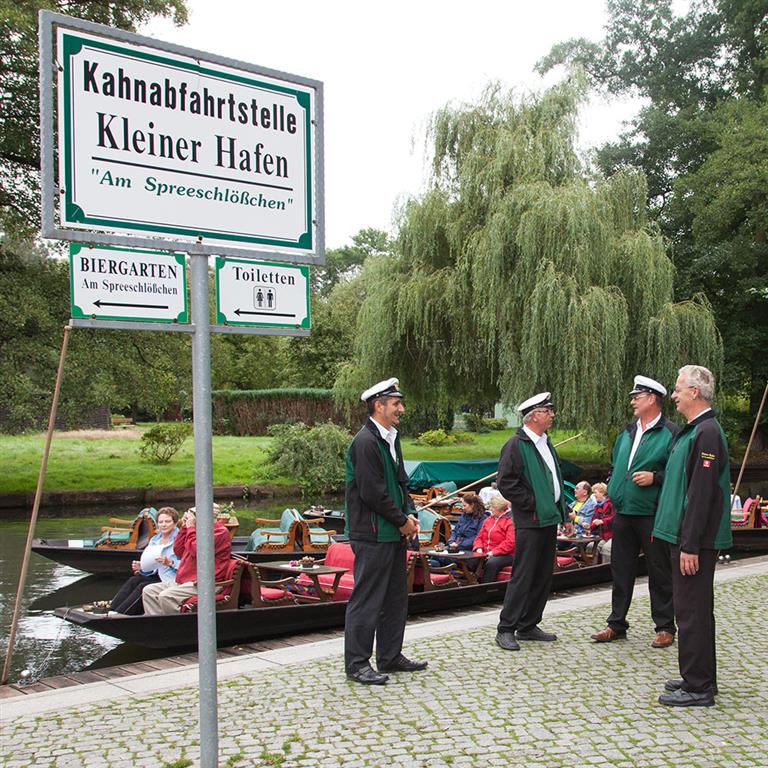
[69,244,188,324]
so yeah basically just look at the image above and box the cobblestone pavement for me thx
[2,572,766,768]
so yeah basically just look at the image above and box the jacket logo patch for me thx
[702,459,712,468]
[701,451,716,460]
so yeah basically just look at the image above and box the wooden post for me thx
[1,325,71,685]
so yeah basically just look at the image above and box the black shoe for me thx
[346,665,388,685]
[516,626,557,642]
[658,687,715,707]
[664,678,719,696]
[495,632,520,651]
[378,654,428,673]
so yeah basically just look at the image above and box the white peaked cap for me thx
[629,375,667,397]
[360,377,404,403]
[517,392,553,416]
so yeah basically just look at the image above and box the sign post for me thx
[39,12,324,768]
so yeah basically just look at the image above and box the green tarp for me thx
[404,458,582,490]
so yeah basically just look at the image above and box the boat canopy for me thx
[405,458,582,490]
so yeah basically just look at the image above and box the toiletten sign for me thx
[215,256,310,329]
[57,28,316,253]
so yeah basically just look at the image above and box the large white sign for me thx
[215,257,310,329]
[70,243,188,323]
[57,28,316,253]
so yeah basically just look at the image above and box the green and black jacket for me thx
[652,410,733,553]
[607,416,679,517]
[497,428,568,529]
[345,419,411,543]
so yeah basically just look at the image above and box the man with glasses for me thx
[590,375,679,648]
[495,392,571,651]
[654,365,732,707]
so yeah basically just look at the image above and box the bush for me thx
[212,388,351,435]
[138,422,193,464]
[266,421,351,496]
[485,418,508,430]
[415,428,475,446]
[463,413,507,432]
[398,406,454,437]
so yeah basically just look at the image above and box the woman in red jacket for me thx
[589,482,615,563]
[473,495,516,583]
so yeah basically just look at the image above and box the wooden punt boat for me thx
[30,537,335,575]
[55,557,622,650]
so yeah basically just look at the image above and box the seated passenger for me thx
[588,482,615,563]
[473,495,515,583]
[142,503,232,614]
[428,493,487,566]
[478,482,502,507]
[568,481,597,536]
[110,507,180,615]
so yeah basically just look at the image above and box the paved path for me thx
[2,559,767,768]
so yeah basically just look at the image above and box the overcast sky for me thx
[145,0,640,249]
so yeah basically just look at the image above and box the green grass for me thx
[401,428,609,464]
[0,425,609,496]
[0,426,287,494]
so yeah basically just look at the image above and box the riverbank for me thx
[3,556,767,767]
[0,483,300,518]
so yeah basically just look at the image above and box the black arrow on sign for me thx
[94,300,170,310]
[234,309,296,318]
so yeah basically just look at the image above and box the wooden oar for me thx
[416,432,584,511]
[730,381,768,515]
[2,326,71,685]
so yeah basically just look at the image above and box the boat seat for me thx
[180,558,245,612]
[297,541,356,601]
[408,552,457,591]
[298,516,338,553]
[240,560,297,607]
[95,507,158,550]
[245,508,301,552]
[416,508,451,549]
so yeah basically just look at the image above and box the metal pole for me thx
[2,325,71,685]
[189,252,218,766]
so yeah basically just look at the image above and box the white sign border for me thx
[39,10,325,266]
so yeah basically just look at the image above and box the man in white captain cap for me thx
[495,392,571,651]
[590,375,679,648]
[343,378,426,685]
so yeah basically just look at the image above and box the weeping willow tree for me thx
[336,79,722,432]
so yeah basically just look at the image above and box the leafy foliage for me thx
[538,0,768,421]
[337,82,722,433]
[414,429,475,447]
[138,422,192,463]
[265,422,352,496]
[0,0,188,236]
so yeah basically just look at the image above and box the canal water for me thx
[0,498,340,684]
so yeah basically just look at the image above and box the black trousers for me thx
[111,572,159,615]
[671,546,718,692]
[607,514,675,634]
[497,525,557,633]
[481,554,515,583]
[344,539,408,673]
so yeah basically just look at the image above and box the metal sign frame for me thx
[39,11,325,266]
